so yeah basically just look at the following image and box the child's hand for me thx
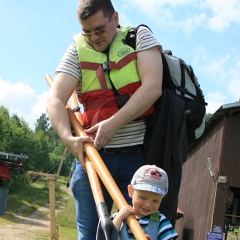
[146,234,153,240]
[118,205,135,220]
[112,205,136,231]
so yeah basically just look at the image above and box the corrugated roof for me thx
[205,102,240,131]
[189,102,240,150]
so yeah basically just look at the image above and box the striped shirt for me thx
[111,212,178,240]
[56,26,161,148]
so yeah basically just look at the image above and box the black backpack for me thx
[124,24,208,143]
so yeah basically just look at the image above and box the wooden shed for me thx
[175,102,240,239]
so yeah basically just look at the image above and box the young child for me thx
[111,165,178,240]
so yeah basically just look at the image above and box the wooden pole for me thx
[85,157,105,206]
[56,147,67,178]
[46,74,147,240]
[49,178,57,240]
[28,146,67,239]
[28,171,58,240]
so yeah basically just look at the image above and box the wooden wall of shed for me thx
[219,114,240,187]
[175,118,225,239]
[213,114,240,225]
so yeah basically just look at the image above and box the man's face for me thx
[80,11,119,52]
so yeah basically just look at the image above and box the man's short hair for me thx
[77,0,115,21]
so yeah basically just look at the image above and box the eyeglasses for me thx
[81,12,114,37]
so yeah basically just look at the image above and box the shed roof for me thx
[205,102,240,132]
[189,102,240,150]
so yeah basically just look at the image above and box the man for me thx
[47,0,163,239]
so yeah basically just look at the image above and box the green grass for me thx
[56,196,76,229]
[0,176,120,239]
[55,187,78,239]
[4,178,66,215]
[227,230,240,240]
[0,176,77,239]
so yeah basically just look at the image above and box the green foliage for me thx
[9,178,68,215]
[49,142,74,176]
[7,172,31,193]
[0,105,74,192]
[0,104,77,239]
[6,178,56,215]
[206,113,213,122]
[34,113,50,133]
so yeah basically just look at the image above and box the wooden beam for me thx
[28,171,56,180]
[225,213,240,219]
[49,179,57,240]
[28,171,58,239]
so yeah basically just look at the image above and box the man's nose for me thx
[90,33,99,41]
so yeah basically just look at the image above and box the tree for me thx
[0,104,73,191]
[206,113,213,122]
[0,105,12,151]
[35,113,50,133]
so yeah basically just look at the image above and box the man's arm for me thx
[113,46,163,125]
[46,72,93,166]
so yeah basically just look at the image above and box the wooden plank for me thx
[49,179,57,240]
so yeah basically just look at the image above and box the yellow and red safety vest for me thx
[74,27,154,127]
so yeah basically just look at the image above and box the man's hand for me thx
[65,136,94,169]
[84,117,119,149]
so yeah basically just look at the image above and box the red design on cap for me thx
[145,168,162,178]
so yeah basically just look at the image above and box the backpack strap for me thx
[179,59,186,97]
[123,24,152,50]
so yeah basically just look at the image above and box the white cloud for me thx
[0,78,48,130]
[118,13,133,27]
[120,0,240,33]
[227,77,240,102]
[182,13,206,34]
[190,42,240,115]
[207,91,227,102]
[228,58,240,97]
[124,0,194,12]
[206,101,222,113]
[203,55,229,84]
[193,46,239,113]
[204,0,240,31]
[206,52,240,97]
[205,92,226,113]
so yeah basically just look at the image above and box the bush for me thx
[7,171,31,193]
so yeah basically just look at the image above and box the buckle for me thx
[101,61,109,72]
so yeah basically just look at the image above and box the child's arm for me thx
[113,206,154,239]
[112,205,135,231]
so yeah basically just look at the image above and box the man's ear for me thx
[127,185,134,198]
[113,11,119,26]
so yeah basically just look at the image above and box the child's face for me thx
[128,185,164,218]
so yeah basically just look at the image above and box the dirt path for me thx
[0,188,72,240]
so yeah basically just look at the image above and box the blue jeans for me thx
[70,149,145,240]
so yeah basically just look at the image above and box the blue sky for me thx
[0,0,240,129]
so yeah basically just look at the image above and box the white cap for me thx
[131,165,168,195]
